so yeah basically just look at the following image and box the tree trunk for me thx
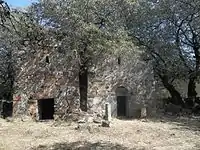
[2,58,15,118]
[0,100,3,117]
[79,64,88,112]
[194,46,200,73]
[78,42,88,112]
[187,77,197,98]
[159,75,183,106]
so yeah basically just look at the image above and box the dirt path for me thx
[0,117,200,150]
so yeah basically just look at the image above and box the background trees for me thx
[124,0,200,108]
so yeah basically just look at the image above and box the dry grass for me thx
[0,116,200,150]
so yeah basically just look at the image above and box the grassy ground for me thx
[0,116,200,150]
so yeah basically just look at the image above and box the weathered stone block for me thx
[75,123,88,130]
[102,120,110,127]
[105,103,111,121]
[77,119,86,124]
[141,107,147,118]
[164,103,182,115]
[93,117,102,124]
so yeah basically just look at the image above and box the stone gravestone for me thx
[105,103,111,121]
[141,106,147,118]
[102,103,111,127]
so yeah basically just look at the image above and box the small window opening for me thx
[118,57,121,65]
[38,98,54,120]
[45,56,50,64]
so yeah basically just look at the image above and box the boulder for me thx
[93,118,102,124]
[102,120,110,127]
[75,123,100,133]
[5,117,14,122]
[164,103,182,115]
[192,103,200,114]
[75,123,88,130]
[86,116,94,123]
[77,119,86,124]
[184,98,195,109]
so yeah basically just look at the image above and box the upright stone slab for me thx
[141,106,147,118]
[105,103,111,121]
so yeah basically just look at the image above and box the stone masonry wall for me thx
[13,46,156,119]
[88,53,156,118]
[13,47,80,118]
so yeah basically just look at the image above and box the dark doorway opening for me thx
[38,98,54,120]
[1,101,13,118]
[115,86,128,117]
[117,96,127,116]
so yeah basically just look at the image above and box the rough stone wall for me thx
[88,53,156,118]
[13,47,80,118]
[13,46,156,119]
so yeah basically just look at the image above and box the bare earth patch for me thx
[0,117,200,150]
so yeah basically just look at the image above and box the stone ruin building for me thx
[12,47,157,120]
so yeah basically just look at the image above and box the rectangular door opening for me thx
[1,101,13,118]
[117,96,127,117]
[38,98,54,120]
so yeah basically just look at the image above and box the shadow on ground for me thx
[32,141,134,150]
[117,114,200,132]
[145,111,200,131]
[146,115,200,132]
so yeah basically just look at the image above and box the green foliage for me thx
[125,0,199,81]
[26,0,131,67]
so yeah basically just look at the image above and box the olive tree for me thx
[27,0,129,111]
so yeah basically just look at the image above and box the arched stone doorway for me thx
[115,86,129,117]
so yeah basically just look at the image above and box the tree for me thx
[123,0,186,105]
[27,0,128,111]
[0,23,16,118]
[125,0,200,106]
[0,0,11,26]
[0,4,41,117]
[167,0,200,98]
[0,0,14,117]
